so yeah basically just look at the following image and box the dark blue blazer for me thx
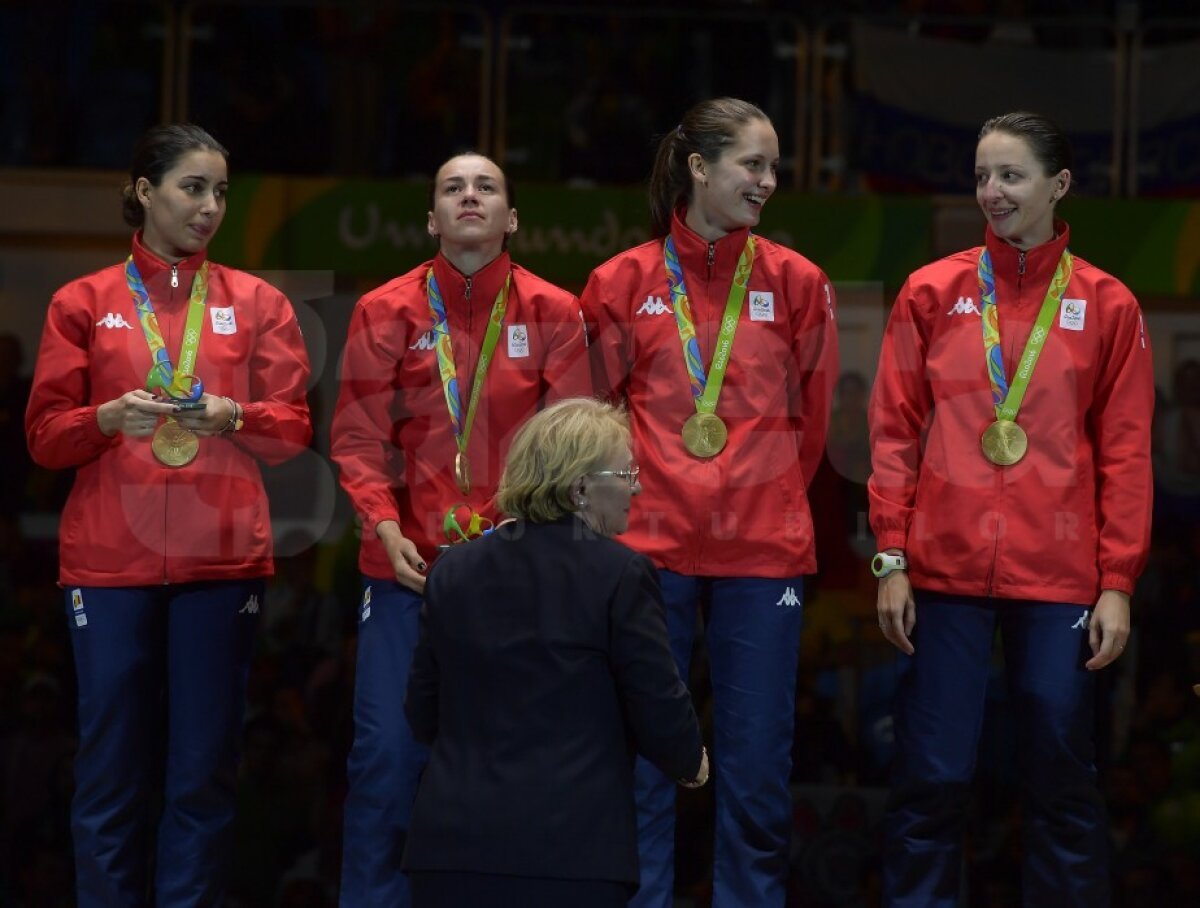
[402,514,703,885]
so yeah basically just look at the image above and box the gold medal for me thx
[981,419,1027,466]
[682,412,728,458]
[152,421,199,467]
[454,451,471,495]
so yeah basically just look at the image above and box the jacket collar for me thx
[131,231,208,301]
[669,208,754,277]
[430,250,511,310]
[983,219,1071,295]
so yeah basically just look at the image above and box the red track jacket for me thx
[582,211,838,578]
[26,233,313,586]
[868,222,1153,604]
[330,251,589,575]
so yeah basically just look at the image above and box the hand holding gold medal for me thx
[147,368,205,467]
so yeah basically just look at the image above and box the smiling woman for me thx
[580,97,839,907]
[869,111,1154,906]
[24,123,312,906]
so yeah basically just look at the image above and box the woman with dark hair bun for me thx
[581,98,839,907]
[26,123,312,905]
[869,111,1153,906]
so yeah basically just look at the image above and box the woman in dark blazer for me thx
[403,397,708,907]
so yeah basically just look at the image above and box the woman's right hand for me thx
[679,746,709,789]
[95,390,177,438]
[877,570,916,655]
[376,520,427,594]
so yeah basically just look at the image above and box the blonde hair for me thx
[497,398,629,523]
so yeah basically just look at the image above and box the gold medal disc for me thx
[152,422,199,467]
[454,451,471,495]
[682,412,728,458]
[980,419,1028,466]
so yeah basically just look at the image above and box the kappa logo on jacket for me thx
[239,594,260,615]
[96,313,135,330]
[947,296,981,317]
[409,330,436,351]
[636,295,671,316]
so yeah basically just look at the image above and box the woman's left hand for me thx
[1085,589,1130,671]
[171,393,237,437]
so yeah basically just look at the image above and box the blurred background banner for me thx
[850,19,1120,195]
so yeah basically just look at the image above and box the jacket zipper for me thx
[171,263,179,289]
[706,242,715,275]
[464,277,474,392]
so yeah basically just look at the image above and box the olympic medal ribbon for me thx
[663,234,755,457]
[976,247,1072,465]
[426,267,511,494]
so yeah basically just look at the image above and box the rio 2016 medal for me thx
[980,419,1028,466]
[152,422,199,467]
[454,451,471,495]
[682,412,728,458]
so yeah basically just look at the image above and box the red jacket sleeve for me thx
[580,266,631,405]
[235,284,313,464]
[541,294,592,404]
[789,268,839,486]
[1089,285,1154,594]
[26,290,119,470]
[330,297,406,539]
[868,279,934,552]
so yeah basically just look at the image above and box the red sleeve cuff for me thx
[1099,572,1135,596]
[874,530,908,553]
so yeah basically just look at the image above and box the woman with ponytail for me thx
[580,98,839,907]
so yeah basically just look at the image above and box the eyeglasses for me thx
[589,464,640,489]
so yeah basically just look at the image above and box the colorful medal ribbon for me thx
[978,247,1072,421]
[125,256,208,400]
[442,503,495,543]
[663,234,755,415]
[427,266,511,512]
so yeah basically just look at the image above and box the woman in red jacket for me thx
[582,97,838,908]
[331,152,590,907]
[869,112,1153,906]
[25,124,312,906]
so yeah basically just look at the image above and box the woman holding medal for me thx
[868,112,1154,906]
[331,152,589,907]
[581,98,839,907]
[25,123,312,906]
